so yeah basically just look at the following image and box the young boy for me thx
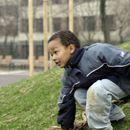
[48,30,130,130]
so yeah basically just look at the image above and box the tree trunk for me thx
[3,34,8,57]
[100,0,110,42]
[119,26,124,43]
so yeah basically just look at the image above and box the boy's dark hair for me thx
[48,30,80,48]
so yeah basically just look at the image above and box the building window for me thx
[35,44,43,57]
[0,6,4,16]
[0,26,4,36]
[83,16,96,31]
[7,22,18,36]
[22,44,28,58]
[0,5,18,17]
[53,17,68,32]
[106,15,116,31]
[53,18,61,32]
[0,24,18,36]
[21,0,28,6]
[6,5,18,17]
[52,0,62,4]
[34,18,43,33]
[75,0,94,3]
[74,17,83,34]
[33,0,43,6]
[21,19,28,33]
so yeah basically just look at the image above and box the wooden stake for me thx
[69,0,74,32]
[43,0,49,71]
[28,0,34,76]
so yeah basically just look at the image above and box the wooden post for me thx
[69,0,74,32]
[28,0,34,76]
[48,0,55,68]
[43,0,49,71]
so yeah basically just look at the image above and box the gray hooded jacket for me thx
[57,43,130,130]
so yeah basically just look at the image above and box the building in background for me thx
[0,0,130,59]
[0,0,18,57]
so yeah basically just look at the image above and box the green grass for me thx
[0,42,130,130]
[118,41,130,51]
[0,68,63,130]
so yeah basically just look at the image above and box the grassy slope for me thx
[0,68,63,130]
[118,41,130,51]
[0,42,130,130]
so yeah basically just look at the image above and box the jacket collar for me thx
[65,48,85,68]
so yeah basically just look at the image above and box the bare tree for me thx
[100,0,110,42]
[0,0,18,56]
[111,0,130,42]
[73,0,100,45]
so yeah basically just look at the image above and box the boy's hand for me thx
[50,125,61,130]
[50,121,88,130]
[50,126,73,130]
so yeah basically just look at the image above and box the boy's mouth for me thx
[55,61,61,66]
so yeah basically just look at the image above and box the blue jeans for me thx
[74,79,127,130]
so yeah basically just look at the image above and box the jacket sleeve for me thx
[57,72,76,130]
[95,43,130,77]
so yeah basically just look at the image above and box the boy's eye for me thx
[50,53,53,57]
[54,50,58,54]
[50,51,58,57]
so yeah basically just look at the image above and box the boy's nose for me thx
[52,55,56,61]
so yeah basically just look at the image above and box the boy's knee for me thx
[74,89,79,100]
[87,86,97,105]
[87,81,100,97]
[87,80,105,105]
[74,89,86,100]
[74,89,86,108]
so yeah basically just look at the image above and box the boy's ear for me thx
[69,44,76,54]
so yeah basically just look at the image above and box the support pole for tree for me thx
[48,0,54,68]
[28,0,34,76]
[69,0,74,32]
[43,0,49,71]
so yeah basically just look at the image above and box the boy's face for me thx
[48,38,76,68]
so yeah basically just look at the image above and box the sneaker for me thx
[111,117,125,123]
[74,121,88,130]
